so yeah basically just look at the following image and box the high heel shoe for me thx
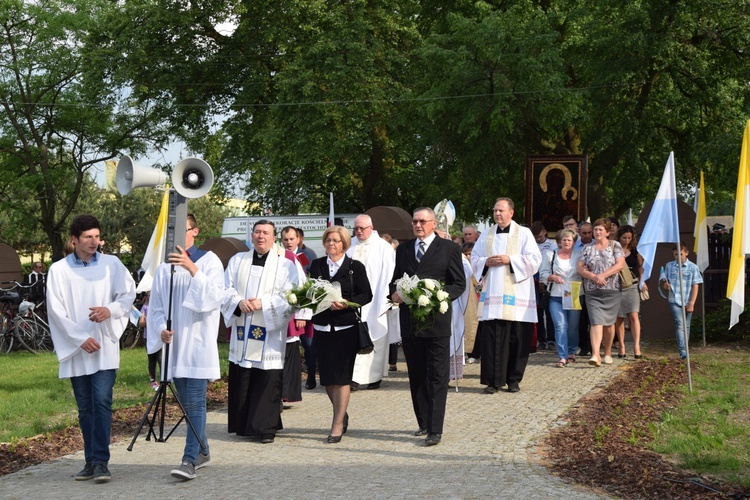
[618,353,626,359]
[343,412,349,434]
[634,354,642,359]
[327,434,342,444]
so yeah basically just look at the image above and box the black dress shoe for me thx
[260,434,275,444]
[327,434,342,444]
[414,427,428,436]
[507,383,520,393]
[425,433,442,446]
[367,381,381,390]
[350,382,360,392]
[483,386,497,394]
[305,379,316,390]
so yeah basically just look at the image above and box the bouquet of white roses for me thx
[393,273,450,321]
[286,278,360,314]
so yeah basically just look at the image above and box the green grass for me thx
[0,344,229,443]
[651,349,750,487]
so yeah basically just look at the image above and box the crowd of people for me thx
[44,201,701,484]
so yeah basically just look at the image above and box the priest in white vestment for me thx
[147,214,224,479]
[347,214,395,389]
[472,198,541,393]
[222,220,299,443]
[449,252,473,381]
[47,215,135,482]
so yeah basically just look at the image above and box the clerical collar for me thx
[496,225,511,234]
[253,251,269,266]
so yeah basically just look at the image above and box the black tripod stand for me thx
[127,190,204,452]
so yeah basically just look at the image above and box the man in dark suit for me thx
[389,207,466,446]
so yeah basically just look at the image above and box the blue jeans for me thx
[669,302,691,358]
[173,378,208,464]
[70,369,116,465]
[548,297,581,360]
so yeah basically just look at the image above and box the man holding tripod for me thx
[147,214,225,480]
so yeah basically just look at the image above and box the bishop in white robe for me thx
[347,218,396,388]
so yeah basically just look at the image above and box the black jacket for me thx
[389,236,466,338]
[308,255,373,327]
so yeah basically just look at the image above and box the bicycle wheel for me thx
[14,317,38,353]
[0,313,13,353]
[120,324,141,349]
[32,320,53,352]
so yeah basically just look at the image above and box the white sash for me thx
[477,222,521,321]
[235,249,281,362]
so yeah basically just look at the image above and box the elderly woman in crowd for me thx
[577,218,625,367]
[614,225,645,359]
[540,228,583,368]
[308,226,372,443]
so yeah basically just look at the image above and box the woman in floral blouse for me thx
[577,218,625,367]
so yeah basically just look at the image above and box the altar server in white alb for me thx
[147,214,224,481]
[472,197,541,394]
[222,220,300,444]
[347,214,396,390]
[47,215,136,483]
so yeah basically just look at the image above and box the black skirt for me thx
[313,325,358,386]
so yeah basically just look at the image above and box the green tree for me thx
[0,0,173,260]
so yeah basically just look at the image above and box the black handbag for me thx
[355,309,374,355]
[349,260,374,355]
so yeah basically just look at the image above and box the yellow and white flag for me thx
[693,171,709,273]
[136,189,170,293]
[727,120,750,329]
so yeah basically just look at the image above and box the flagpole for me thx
[678,257,693,393]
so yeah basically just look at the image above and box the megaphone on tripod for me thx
[115,155,214,198]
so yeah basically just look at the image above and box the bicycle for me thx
[16,300,53,352]
[0,282,36,354]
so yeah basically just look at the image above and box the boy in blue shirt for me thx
[659,242,702,359]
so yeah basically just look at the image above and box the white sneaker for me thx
[466,357,477,364]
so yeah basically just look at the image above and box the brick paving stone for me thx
[0,350,624,499]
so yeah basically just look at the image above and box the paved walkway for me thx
[1,350,626,499]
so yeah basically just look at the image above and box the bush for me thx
[699,298,750,343]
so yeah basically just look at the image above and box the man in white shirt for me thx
[148,214,224,480]
[47,215,136,483]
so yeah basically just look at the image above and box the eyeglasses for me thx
[353,226,371,232]
[325,238,343,244]
[411,219,435,225]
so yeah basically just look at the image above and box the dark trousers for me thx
[536,304,555,344]
[300,335,316,380]
[401,335,450,434]
[577,296,592,355]
[388,342,401,365]
[480,320,531,388]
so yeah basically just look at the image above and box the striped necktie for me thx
[416,241,425,263]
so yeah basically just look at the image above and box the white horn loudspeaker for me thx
[172,157,214,199]
[115,155,168,195]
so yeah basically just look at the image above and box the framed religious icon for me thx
[525,155,587,233]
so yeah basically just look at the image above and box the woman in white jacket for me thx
[539,229,583,367]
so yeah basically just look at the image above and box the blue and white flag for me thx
[639,152,681,286]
